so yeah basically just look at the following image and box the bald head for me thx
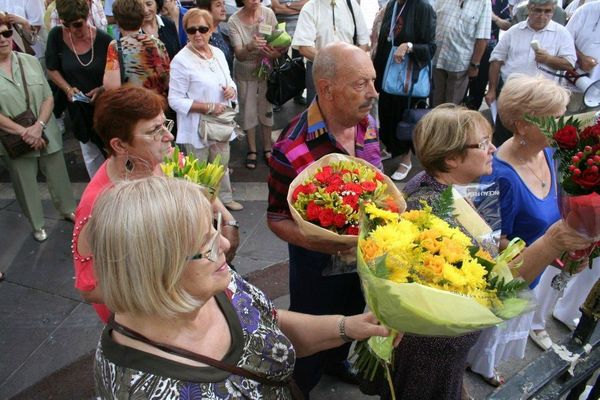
[313,42,370,83]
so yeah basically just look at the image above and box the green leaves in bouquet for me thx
[487,274,528,300]
[432,186,456,221]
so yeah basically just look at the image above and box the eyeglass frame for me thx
[529,6,555,15]
[135,119,174,141]
[63,19,86,28]
[0,29,13,39]
[464,136,493,151]
[187,212,222,263]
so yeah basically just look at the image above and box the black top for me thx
[149,16,181,60]
[45,27,112,147]
[373,0,437,92]
[46,26,113,93]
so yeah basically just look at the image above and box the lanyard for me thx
[388,0,408,45]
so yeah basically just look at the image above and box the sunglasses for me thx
[63,20,85,29]
[186,25,210,35]
[0,29,13,39]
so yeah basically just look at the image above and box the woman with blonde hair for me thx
[91,176,395,398]
[479,74,587,356]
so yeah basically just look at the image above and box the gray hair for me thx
[528,0,557,7]
[312,44,339,82]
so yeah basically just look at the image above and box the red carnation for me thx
[315,166,333,183]
[327,174,344,186]
[318,208,335,227]
[361,181,377,192]
[325,183,342,193]
[334,213,347,228]
[292,183,317,201]
[306,201,321,221]
[346,226,359,235]
[572,168,600,189]
[553,125,579,149]
[375,172,385,181]
[343,194,360,209]
[343,182,363,195]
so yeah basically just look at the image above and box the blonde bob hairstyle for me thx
[89,176,213,318]
[182,8,213,30]
[498,74,570,133]
[413,104,492,176]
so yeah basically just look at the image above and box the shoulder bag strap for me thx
[107,315,288,387]
[116,38,127,84]
[15,54,31,112]
[344,0,358,46]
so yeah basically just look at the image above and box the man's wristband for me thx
[469,62,480,69]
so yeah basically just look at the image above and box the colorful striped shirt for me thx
[267,99,382,221]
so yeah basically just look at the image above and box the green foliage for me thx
[487,275,528,299]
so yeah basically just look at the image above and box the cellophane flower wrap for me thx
[161,146,225,200]
[287,153,406,245]
[255,22,292,80]
[526,111,600,275]
[352,200,534,397]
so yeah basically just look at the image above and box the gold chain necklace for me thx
[68,26,94,67]
[517,155,547,188]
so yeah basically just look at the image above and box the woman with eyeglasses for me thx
[91,175,396,399]
[103,0,171,99]
[169,9,244,211]
[0,12,76,242]
[72,86,240,323]
[366,103,592,400]
[45,0,113,178]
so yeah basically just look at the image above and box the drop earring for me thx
[125,156,135,173]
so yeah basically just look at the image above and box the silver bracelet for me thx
[207,103,215,114]
[338,316,353,343]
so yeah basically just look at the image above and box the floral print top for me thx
[105,33,171,98]
[94,271,296,399]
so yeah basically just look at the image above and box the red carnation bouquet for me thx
[287,154,405,247]
[527,111,600,283]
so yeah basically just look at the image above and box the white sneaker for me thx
[391,163,412,181]
[529,329,553,351]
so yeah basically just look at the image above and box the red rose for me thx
[334,213,347,228]
[306,201,321,221]
[327,174,344,187]
[572,168,600,189]
[318,208,335,227]
[325,183,342,194]
[346,226,359,235]
[553,125,579,149]
[581,124,600,141]
[292,183,317,201]
[375,172,385,181]
[361,181,377,192]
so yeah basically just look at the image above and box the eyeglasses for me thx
[188,213,222,262]
[464,136,493,151]
[529,7,554,15]
[137,119,174,141]
[63,20,85,28]
[0,29,13,38]
[186,25,210,35]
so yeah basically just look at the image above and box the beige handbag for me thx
[198,106,239,142]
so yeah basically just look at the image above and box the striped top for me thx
[267,98,382,220]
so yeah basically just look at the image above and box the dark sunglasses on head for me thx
[0,29,13,38]
[63,20,85,29]
[186,25,210,35]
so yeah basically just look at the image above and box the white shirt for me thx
[168,46,238,149]
[0,0,44,26]
[434,0,492,72]
[292,0,370,50]
[566,1,600,91]
[490,20,576,83]
[564,0,599,19]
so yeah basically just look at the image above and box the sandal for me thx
[245,151,257,169]
[482,370,505,387]
[263,150,272,164]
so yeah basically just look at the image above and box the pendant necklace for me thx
[188,44,216,72]
[68,26,94,67]
[517,156,547,188]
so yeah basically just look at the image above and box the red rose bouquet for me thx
[526,111,600,282]
[287,154,405,246]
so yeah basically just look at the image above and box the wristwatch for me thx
[406,42,413,53]
[37,120,47,130]
[469,62,480,69]
[224,220,240,229]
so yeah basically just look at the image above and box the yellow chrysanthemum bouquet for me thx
[354,200,534,395]
[161,146,225,200]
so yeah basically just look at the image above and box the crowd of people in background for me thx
[1,0,600,396]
